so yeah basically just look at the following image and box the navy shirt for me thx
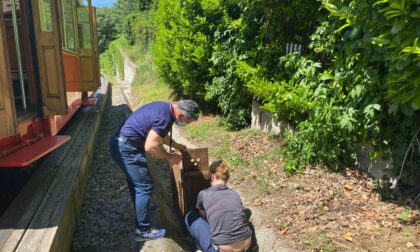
[119,101,174,150]
[196,184,252,245]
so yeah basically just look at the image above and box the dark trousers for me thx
[185,211,219,252]
[109,136,153,231]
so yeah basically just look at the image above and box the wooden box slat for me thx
[173,148,211,217]
[181,148,209,172]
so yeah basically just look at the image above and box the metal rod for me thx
[169,128,173,153]
[11,0,27,111]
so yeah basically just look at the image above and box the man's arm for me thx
[162,135,186,151]
[145,129,181,164]
[196,191,207,220]
[198,209,207,220]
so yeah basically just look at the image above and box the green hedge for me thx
[152,0,419,185]
[240,0,420,181]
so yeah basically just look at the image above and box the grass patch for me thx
[183,118,284,195]
[182,117,247,170]
[301,233,334,252]
[183,119,226,143]
[131,81,172,105]
[237,128,266,138]
[129,49,172,105]
[100,38,171,105]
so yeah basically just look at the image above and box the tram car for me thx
[0,0,100,168]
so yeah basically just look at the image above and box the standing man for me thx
[109,100,200,241]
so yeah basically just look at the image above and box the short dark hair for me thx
[177,100,200,120]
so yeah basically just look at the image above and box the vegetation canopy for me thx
[98,0,420,194]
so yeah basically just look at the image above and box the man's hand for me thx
[162,135,187,151]
[168,153,182,165]
[174,143,187,151]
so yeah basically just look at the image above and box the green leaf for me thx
[369,151,378,160]
[390,1,403,10]
[391,19,406,34]
[373,0,389,7]
[324,3,340,16]
[401,46,420,55]
[388,103,399,114]
[320,71,333,80]
[373,104,381,111]
[337,22,351,32]
[412,96,420,110]
[383,9,403,19]
[349,26,360,39]
[411,11,420,18]
[398,209,411,222]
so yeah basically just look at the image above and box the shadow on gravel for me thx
[72,99,144,251]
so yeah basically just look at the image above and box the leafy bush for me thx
[241,0,420,180]
[153,0,251,129]
[113,0,420,186]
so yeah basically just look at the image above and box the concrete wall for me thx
[251,100,294,136]
[114,51,137,84]
[122,52,137,84]
[355,143,393,178]
[251,100,393,179]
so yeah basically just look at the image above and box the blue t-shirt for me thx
[119,101,174,150]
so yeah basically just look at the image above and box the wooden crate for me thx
[172,148,211,217]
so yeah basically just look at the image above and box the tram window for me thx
[61,0,76,51]
[3,0,38,117]
[77,0,90,49]
[38,0,53,32]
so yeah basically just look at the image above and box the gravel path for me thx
[71,84,139,251]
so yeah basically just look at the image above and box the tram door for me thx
[0,0,17,138]
[31,0,67,115]
[77,0,98,92]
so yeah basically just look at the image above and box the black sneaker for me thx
[134,228,166,242]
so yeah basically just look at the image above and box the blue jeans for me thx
[109,136,153,231]
[185,211,219,252]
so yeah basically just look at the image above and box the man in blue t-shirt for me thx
[109,100,200,242]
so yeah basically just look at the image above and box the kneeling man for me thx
[185,159,252,252]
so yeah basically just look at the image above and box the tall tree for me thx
[96,8,118,53]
